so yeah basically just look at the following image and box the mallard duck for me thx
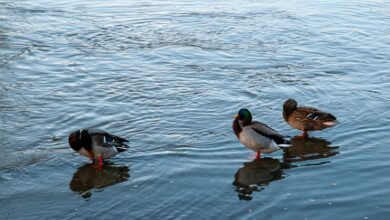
[232,109,289,159]
[283,99,338,138]
[68,128,129,167]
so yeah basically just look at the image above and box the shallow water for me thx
[1,0,390,219]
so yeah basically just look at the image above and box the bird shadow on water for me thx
[233,136,339,201]
[69,163,130,200]
[233,157,290,201]
[283,136,339,164]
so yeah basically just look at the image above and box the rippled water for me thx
[1,0,390,219]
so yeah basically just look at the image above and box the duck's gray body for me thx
[233,119,285,154]
[233,109,288,155]
[88,128,128,159]
[69,128,129,160]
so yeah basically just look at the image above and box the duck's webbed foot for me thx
[92,155,104,169]
[295,131,308,139]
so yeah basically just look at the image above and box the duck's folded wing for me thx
[250,121,287,144]
[90,134,129,152]
[306,111,337,121]
[88,128,129,143]
[298,107,336,121]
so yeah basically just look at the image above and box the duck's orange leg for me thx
[256,151,261,159]
[97,155,103,167]
[91,154,104,169]
[296,130,308,139]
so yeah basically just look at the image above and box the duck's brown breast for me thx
[232,119,242,138]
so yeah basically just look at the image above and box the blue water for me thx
[1,0,390,219]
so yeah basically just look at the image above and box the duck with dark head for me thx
[283,99,338,138]
[68,128,129,167]
[233,108,289,159]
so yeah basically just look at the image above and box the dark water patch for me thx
[233,158,286,201]
[69,164,130,200]
[283,137,339,163]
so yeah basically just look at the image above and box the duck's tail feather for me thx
[116,143,129,152]
[323,121,338,126]
[277,137,291,148]
[278,143,292,148]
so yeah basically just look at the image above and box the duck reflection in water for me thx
[233,158,286,201]
[233,137,339,200]
[283,136,339,164]
[69,163,130,199]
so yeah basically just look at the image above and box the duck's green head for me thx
[234,108,252,123]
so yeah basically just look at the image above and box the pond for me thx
[1,0,389,219]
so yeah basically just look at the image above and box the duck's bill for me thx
[233,114,239,119]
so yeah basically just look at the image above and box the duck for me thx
[68,128,129,167]
[283,98,338,138]
[232,109,289,159]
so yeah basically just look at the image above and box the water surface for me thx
[1,0,390,219]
